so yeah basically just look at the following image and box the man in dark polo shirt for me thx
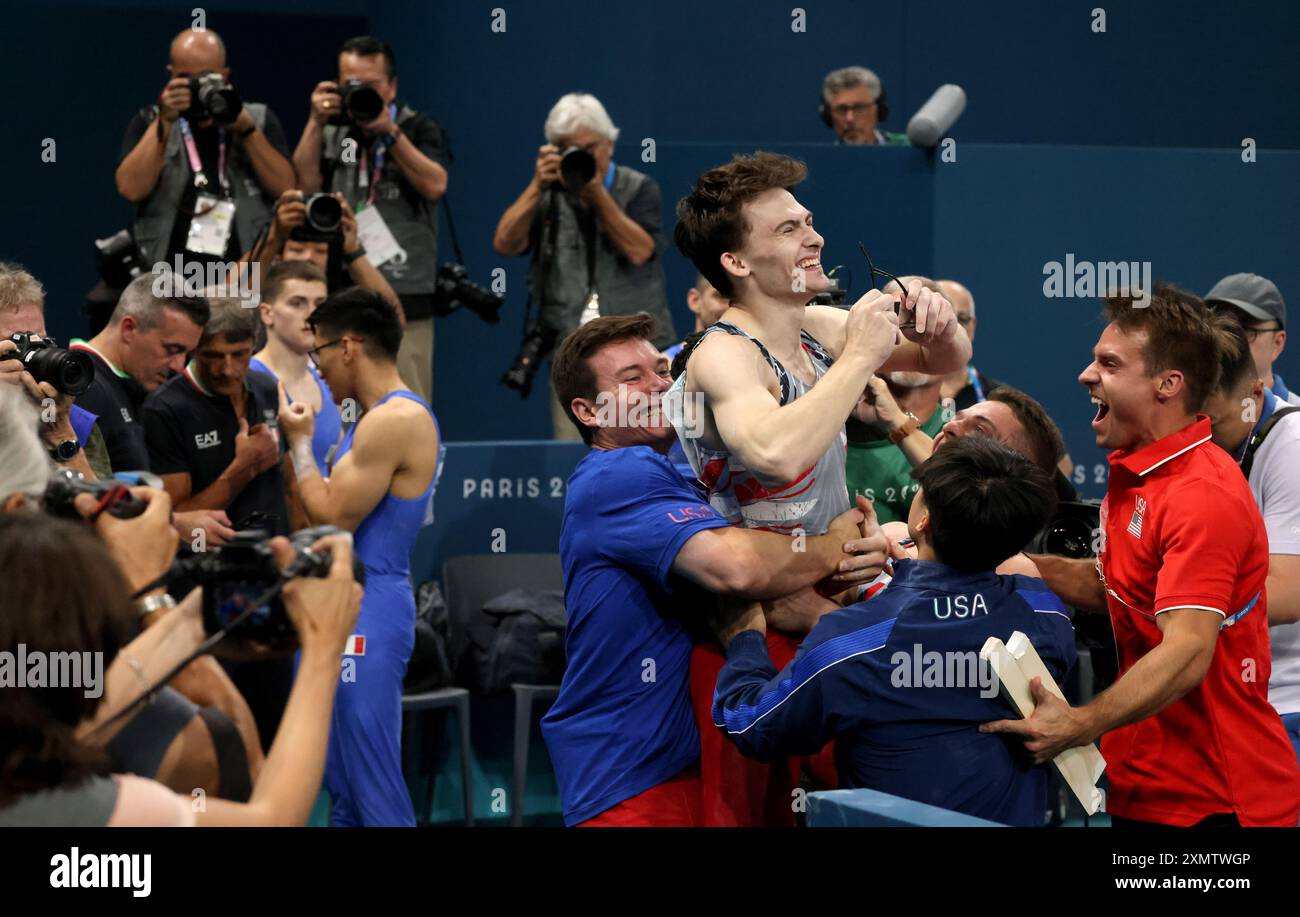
[73,273,209,473]
[142,294,288,748]
[142,296,286,536]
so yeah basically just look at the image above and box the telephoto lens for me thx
[3,332,95,396]
[302,193,343,234]
[339,80,384,124]
[559,146,597,190]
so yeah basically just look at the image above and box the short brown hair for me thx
[551,313,658,445]
[1210,311,1258,397]
[986,386,1066,474]
[201,293,259,345]
[1102,283,1225,413]
[263,260,327,305]
[674,152,808,298]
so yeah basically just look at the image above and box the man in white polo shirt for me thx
[1203,313,1300,761]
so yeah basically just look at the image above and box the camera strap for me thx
[1240,405,1300,480]
[177,117,229,198]
[357,104,399,206]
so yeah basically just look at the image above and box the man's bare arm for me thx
[693,332,877,484]
[804,284,973,375]
[287,407,406,531]
[1025,553,1108,614]
[983,608,1221,762]
[1267,554,1300,624]
[672,510,861,600]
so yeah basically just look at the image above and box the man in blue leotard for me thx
[251,261,342,477]
[278,287,442,826]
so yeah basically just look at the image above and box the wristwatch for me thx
[888,412,921,446]
[343,245,368,265]
[239,124,257,139]
[48,438,81,462]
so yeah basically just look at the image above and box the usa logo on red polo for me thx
[1127,496,1147,539]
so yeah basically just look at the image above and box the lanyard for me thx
[178,117,229,197]
[357,104,398,207]
[967,365,986,403]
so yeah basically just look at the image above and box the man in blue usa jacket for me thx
[713,436,1076,826]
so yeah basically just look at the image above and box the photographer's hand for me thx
[360,104,398,139]
[308,81,340,126]
[334,195,406,323]
[337,193,361,255]
[73,485,179,596]
[0,339,25,388]
[532,144,562,191]
[278,532,363,656]
[158,76,191,123]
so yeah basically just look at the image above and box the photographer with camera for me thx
[115,29,294,269]
[494,93,676,438]
[0,501,363,827]
[293,36,449,403]
[1,263,107,479]
[236,188,401,319]
[0,388,264,811]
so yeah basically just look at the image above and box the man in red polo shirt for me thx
[987,285,1300,827]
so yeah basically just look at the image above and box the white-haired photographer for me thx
[0,387,362,826]
[494,92,677,438]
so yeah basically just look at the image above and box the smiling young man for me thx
[994,285,1300,827]
[667,152,969,823]
[542,313,879,827]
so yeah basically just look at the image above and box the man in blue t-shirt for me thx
[713,436,1075,826]
[543,314,890,826]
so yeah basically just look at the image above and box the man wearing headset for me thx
[819,66,910,146]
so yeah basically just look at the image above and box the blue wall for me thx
[935,144,1300,496]
[5,0,1299,448]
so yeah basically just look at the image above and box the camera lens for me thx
[345,85,384,123]
[559,147,597,190]
[28,345,95,396]
[304,194,343,234]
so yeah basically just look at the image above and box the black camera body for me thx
[502,319,559,398]
[302,193,343,234]
[194,525,364,647]
[4,332,95,396]
[328,80,385,126]
[187,72,242,125]
[1028,500,1101,560]
[44,469,147,520]
[432,263,503,324]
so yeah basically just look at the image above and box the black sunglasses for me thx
[858,242,916,329]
